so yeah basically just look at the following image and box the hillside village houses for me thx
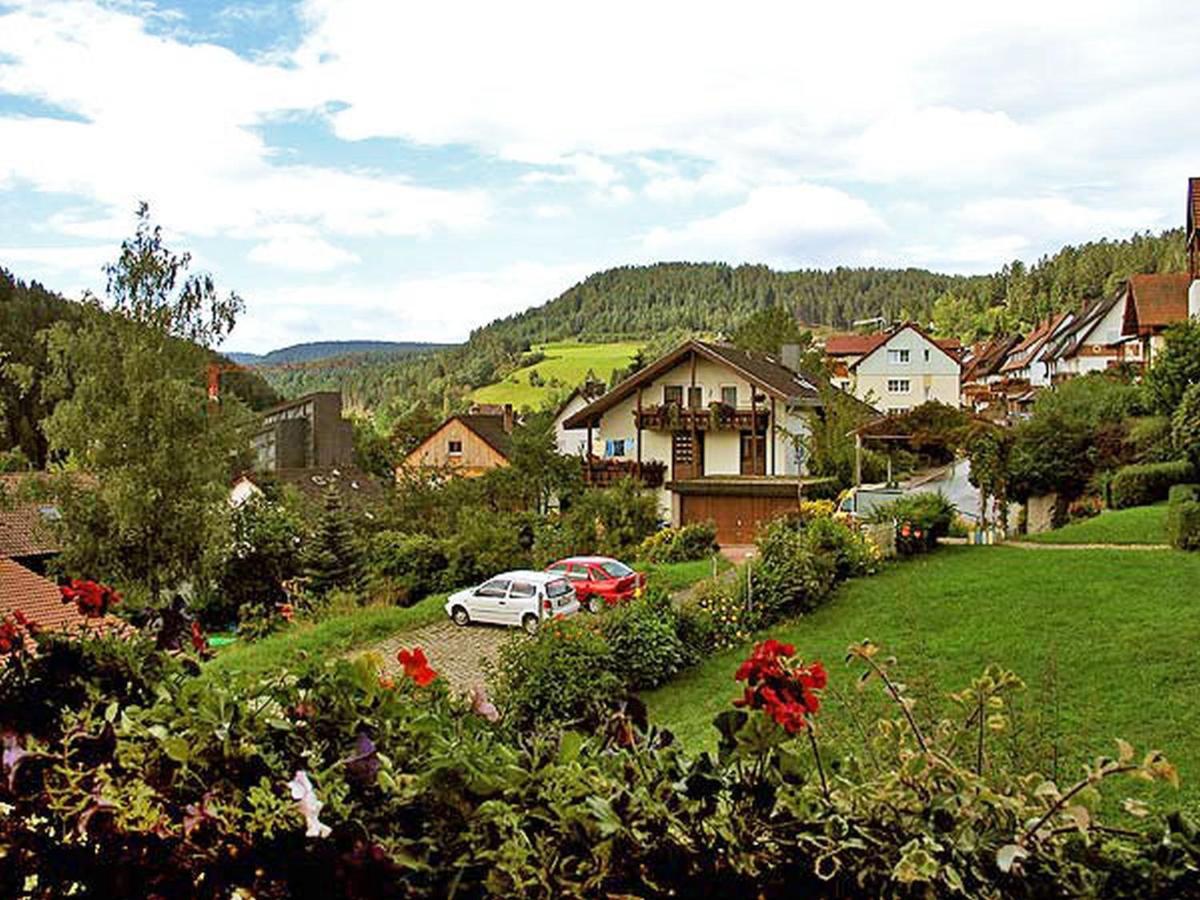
[822,324,963,414]
[400,403,517,478]
[559,340,860,544]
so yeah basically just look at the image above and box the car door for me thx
[506,580,538,625]
[565,563,591,601]
[470,579,510,624]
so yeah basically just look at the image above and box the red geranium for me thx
[733,639,826,734]
[0,612,36,655]
[396,647,438,687]
[59,580,121,618]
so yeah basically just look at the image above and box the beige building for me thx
[561,340,859,543]
[826,324,961,414]
[400,406,514,478]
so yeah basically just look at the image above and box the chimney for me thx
[502,403,514,433]
[779,343,802,372]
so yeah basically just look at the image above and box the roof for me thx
[0,558,124,636]
[961,334,1023,384]
[847,323,962,371]
[1122,273,1191,334]
[999,312,1071,373]
[455,414,515,459]
[242,466,387,511]
[0,474,62,560]
[824,333,888,357]
[561,340,824,429]
[490,570,563,583]
[666,475,837,497]
[1042,294,1121,363]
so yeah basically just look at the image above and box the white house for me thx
[552,381,606,456]
[826,324,961,414]
[561,340,866,544]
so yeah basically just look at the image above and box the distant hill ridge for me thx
[227,340,453,367]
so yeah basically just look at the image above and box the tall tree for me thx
[40,203,249,606]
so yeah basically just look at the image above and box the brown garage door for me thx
[680,494,799,545]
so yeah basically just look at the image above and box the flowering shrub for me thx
[796,498,836,521]
[637,521,719,563]
[0,627,1191,898]
[59,579,121,617]
[799,514,879,580]
[733,639,826,734]
[753,518,836,619]
[686,577,757,651]
[0,612,36,655]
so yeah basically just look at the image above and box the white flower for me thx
[288,770,332,838]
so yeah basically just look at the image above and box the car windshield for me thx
[545,578,572,598]
[599,561,633,578]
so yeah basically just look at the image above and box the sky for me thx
[1,1,1198,354]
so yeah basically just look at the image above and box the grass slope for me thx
[645,545,1200,808]
[471,341,641,410]
[202,594,447,681]
[1020,503,1169,545]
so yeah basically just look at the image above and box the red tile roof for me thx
[823,333,888,356]
[1123,273,1191,333]
[0,558,123,636]
[0,474,61,560]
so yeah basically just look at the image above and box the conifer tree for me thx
[303,485,360,595]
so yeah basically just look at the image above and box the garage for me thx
[672,477,823,545]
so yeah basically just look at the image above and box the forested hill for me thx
[0,268,279,468]
[228,340,452,366]
[268,227,1185,421]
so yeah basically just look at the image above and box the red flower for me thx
[0,611,37,655]
[190,621,208,653]
[900,523,912,538]
[276,602,295,622]
[396,647,438,687]
[59,580,120,618]
[733,639,826,734]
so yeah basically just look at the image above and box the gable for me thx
[851,325,960,374]
[405,417,511,466]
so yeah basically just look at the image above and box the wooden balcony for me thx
[634,403,770,432]
[583,457,666,489]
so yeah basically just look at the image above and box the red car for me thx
[545,556,646,613]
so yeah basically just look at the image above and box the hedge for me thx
[1110,460,1194,509]
[1166,483,1200,551]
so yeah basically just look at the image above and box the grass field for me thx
[203,594,447,681]
[643,556,731,592]
[1019,503,1169,545]
[471,341,642,410]
[644,545,1200,809]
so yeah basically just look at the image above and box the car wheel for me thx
[585,595,602,614]
[451,606,470,627]
[521,614,540,636]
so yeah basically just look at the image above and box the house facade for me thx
[552,381,606,456]
[825,325,961,414]
[400,405,515,478]
[1120,273,1192,364]
[250,391,354,473]
[561,340,850,544]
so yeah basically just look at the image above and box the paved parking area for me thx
[373,618,515,694]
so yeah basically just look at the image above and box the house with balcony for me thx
[824,324,961,414]
[560,340,863,544]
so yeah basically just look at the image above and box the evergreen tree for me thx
[303,486,361,595]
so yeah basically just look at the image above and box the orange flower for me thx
[396,647,438,686]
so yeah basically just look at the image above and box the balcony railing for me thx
[583,457,667,489]
[635,403,770,432]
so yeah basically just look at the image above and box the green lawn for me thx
[471,341,642,410]
[1020,503,1169,545]
[645,545,1200,809]
[202,593,447,681]
[643,556,731,592]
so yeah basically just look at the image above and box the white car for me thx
[445,570,579,634]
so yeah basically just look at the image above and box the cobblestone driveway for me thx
[372,619,516,694]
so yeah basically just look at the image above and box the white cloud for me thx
[247,225,360,272]
[0,244,109,273]
[642,183,886,267]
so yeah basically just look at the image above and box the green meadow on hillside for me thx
[645,545,1200,810]
[470,341,642,410]
[1019,503,1169,545]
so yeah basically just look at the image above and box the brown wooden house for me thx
[399,405,515,479]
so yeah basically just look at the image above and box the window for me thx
[546,578,573,598]
[687,386,703,409]
[663,385,683,405]
[887,407,908,415]
[565,563,589,581]
[599,560,634,578]
[508,581,537,598]
[924,348,931,362]
[546,562,568,574]
[604,438,627,458]
[721,385,738,407]
[447,440,463,455]
[887,379,911,394]
[475,579,510,597]
[887,349,910,364]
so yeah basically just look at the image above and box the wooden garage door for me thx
[679,494,799,545]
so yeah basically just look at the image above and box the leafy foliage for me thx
[302,486,362,595]
[1166,485,1200,551]
[1111,460,1195,509]
[599,589,685,690]
[1146,320,1200,413]
[638,521,719,563]
[1171,383,1200,470]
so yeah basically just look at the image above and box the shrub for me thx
[1172,382,1200,470]
[799,515,879,581]
[753,518,836,619]
[1110,460,1194,509]
[1127,415,1176,463]
[562,478,658,558]
[686,576,757,651]
[601,589,685,690]
[490,615,620,730]
[801,477,841,501]
[361,530,449,603]
[638,521,718,563]
[444,513,534,588]
[868,491,956,537]
[1167,484,1200,551]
